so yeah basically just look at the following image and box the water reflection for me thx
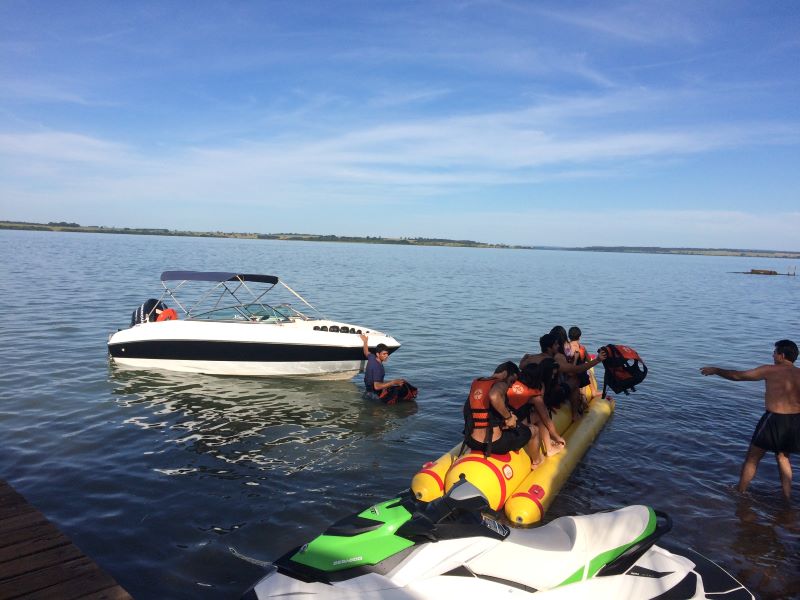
[732,494,800,599]
[108,368,417,474]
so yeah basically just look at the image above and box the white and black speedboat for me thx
[243,479,754,599]
[108,271,400,378]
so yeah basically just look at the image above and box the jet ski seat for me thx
[468,505,657,591]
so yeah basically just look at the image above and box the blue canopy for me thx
[160,271,279,285]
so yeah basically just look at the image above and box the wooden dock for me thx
[0,479,132,600]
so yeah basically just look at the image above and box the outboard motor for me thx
[131,299,166,326]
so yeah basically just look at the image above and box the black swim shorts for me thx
[466,425,532,454]
[751,411,800,454]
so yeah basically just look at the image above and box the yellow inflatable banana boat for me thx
[411,374,615,526]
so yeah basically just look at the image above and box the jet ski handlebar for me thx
[396,477,506,542]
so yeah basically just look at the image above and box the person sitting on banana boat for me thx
[568,325,600,398]
[464,361,543,467]
[521,332,606,422]
[507,362,566,458]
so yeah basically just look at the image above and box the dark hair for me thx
[375,343,389,353]
[538,358,564,408]
[550,325,568,344]
[518,363,544,389]
[539,332,558,352]
[568,326,581,341]
[494,361,520,377]
[775,339,799,363]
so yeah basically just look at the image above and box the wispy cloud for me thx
[0,1,797,249]
[531,2,707,45]
[0,79,95,105]
[0,131,132,163]
[2,99,797,211]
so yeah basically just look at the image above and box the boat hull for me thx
[108,319,400,377]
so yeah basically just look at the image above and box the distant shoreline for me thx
[2,220,798,259]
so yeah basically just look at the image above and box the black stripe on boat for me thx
[108,340,371,362]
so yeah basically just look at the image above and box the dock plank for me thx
[0,479,132,600]
[0,522,65,551]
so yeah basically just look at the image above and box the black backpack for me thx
[599,344,647,398]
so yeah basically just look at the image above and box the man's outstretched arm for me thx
[700,365,769,381]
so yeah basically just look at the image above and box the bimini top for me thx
[160,271,279,285]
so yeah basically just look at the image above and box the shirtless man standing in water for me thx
[701,339,800,501]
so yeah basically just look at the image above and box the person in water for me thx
[360,334,416,403]
[464,361,541,465]
[701,339,800,501]
[521,332,606,422]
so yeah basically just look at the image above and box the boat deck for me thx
[0,479,131,600]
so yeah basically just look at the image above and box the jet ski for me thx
[243,478,753,599]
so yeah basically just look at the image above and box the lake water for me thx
[0,229,798,599]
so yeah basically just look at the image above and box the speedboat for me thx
[108,271,400,378]
[242,479,754,599]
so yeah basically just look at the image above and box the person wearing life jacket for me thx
[569,326,597,395]
[508,363,566,459]
[464,362,539,462]
[521,332,607,423]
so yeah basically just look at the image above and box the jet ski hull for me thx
[243,497,753,600]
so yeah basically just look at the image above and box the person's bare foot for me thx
[547,441,565,457]
[530,457,544,470]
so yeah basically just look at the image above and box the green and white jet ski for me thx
[243,479,753,599]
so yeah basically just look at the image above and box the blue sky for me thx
[1,1,798,249]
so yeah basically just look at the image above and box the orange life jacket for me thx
[156,308,178,322]
[577,344,588,362]
[506,380,542,410]
[466,377,499,430]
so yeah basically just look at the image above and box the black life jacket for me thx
[599,344,647,398]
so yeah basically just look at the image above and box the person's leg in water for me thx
[737,444,766,494]
[775,451,793,501]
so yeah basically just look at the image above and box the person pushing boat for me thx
[360,334,417,404]
[701,339,800,500]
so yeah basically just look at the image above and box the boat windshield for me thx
[191,303,315,322]
[154,272,324,322]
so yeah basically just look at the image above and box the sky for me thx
[1,1,799,249]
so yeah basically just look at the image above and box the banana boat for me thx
[411,372,615,526]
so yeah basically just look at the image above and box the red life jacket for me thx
[506,380,542,410]
[466,377,499,430]
[599,344,648,398]
[156,308,178,322]
[576,344,588,362]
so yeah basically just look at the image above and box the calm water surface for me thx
[0,230,798,599]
